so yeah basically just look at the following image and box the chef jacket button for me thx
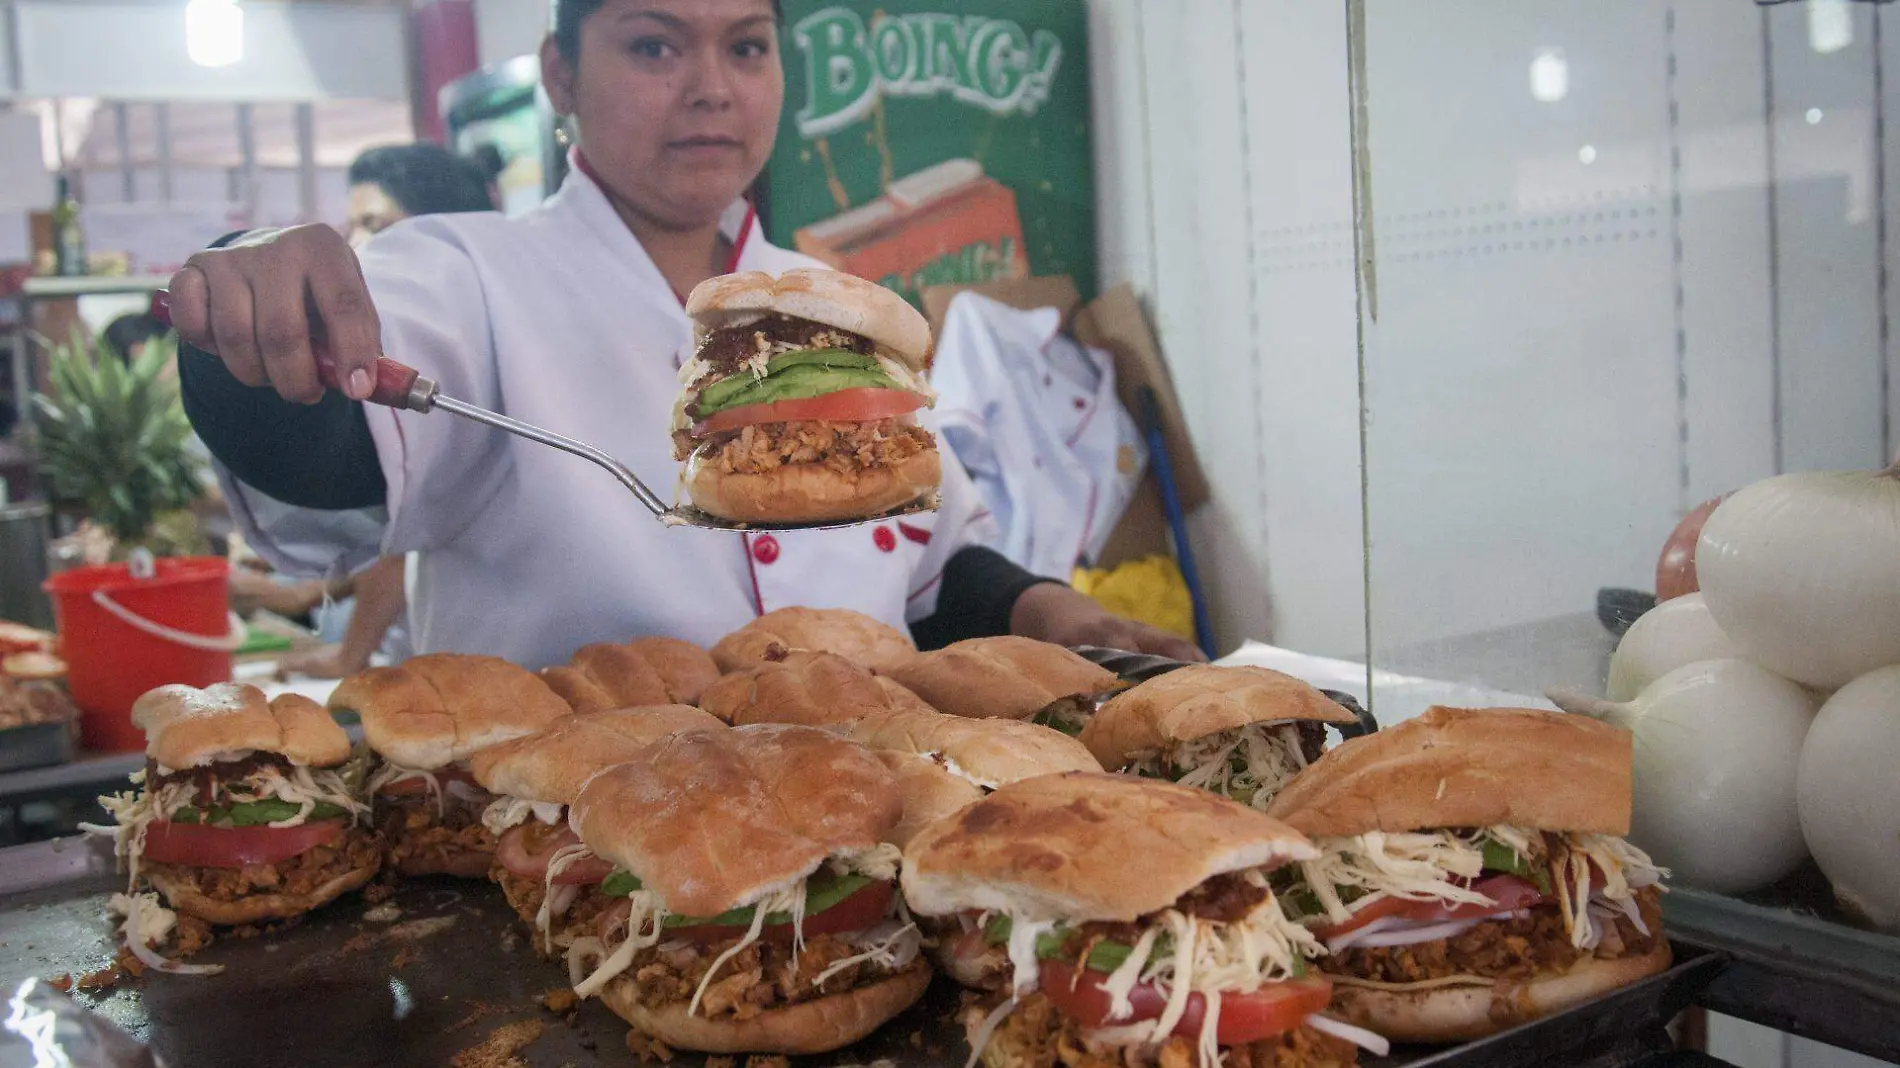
[873,526,897,553]
[751,535,781,565]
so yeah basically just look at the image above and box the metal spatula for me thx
[331,356,942,532]
[151,293,938,532]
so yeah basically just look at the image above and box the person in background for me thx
[344,143,500,247]
[279,143,502,679]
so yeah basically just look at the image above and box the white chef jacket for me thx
[932,293,1145,580]
[213,164,993,669]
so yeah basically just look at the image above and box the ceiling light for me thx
[1531,48,1568,103]
[1579,144,1597,165]
[1810,0,1853,54]
[1806,108,1825,125]
[186,0,244,69]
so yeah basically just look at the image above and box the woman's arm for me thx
[277,555,408,678]
[912,545,1205,661]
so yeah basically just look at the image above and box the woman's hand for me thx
[167,224,383,404]
[1010,582,1208,663]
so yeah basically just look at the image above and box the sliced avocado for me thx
[696,364,900,418]
[662,872,877,928]
[694,347,888,415]
[601,870,645,898]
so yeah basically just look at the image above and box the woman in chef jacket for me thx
[170,0,1198,669]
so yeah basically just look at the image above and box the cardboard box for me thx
[920,277,1207,569]
[796,160,1029,307]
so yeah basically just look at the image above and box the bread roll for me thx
[700,651,935,727]
[1079,664,1353,770]
[902,772,1315,923]
[540,637,719,714]
[330,654,569,769]
[889,637,1117,721]
[571,724,901,917]
[134,683,348,769]
[711,607,916,674]
[1265,705,1633,838]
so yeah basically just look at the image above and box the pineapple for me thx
[32,328,208,557]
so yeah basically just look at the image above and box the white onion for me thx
[1607,593,1738,702]
[1304,1014,1391,1058]
[1797,664,1900,930]
[1550,659,1817,893]
[1697,467,1900,689]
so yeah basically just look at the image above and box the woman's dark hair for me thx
[102,312,170,363]
[554,0,782,64]
[346,143,497,217]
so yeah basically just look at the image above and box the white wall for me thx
[1089,0,1900,671]
[10,1,409,102]
[475,0,549,69]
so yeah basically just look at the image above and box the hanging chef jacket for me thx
[202,163,994,669]
[932,292,1146,580]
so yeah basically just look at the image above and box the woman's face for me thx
[545,0,783,230]
[346,183,408,248]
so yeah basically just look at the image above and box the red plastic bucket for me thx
[44,557,238,752]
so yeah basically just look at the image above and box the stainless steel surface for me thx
[1377,611,1616,700]
[0,751,142,808]
[1665,879,1900,1062]
[0,720,75,774]
[426,390,942,532]
[0,837,1725,1068]
[0,501,54,629]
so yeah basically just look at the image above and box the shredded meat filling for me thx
[150,753,295,805]
[1326,886,1664,985]
[692,315,872,377]
[689,419,934,474]
[147,828,379,902]
[971,994,1358,1068]
[494,868,619,951]
[623,933,920,1020]
[378,793,494,874]
[1059,874,1270,958]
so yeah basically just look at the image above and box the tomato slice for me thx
[377,765,479,797]
[1039,962,1332,1045]
[495,822,613,885]
[694,388,926,435]
[1314,874,1548,940]
[667,881,895,946]
[143,819,344,869]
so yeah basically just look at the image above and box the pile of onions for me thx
[1605,593,1737,702]
[1551,658,1817,894]
[1696,467,1900,690]
[1797,664,1900,931]
[1655,495,1724,602]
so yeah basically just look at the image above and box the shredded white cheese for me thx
[87,763,364,889]
[812,921,921,989]
[1127,724,1310,811]
[365,762,446,817]
[572,890,667,999]
[481,795,565,837]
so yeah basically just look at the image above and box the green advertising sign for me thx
[766,1,1096,306]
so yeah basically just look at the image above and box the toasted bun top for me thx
[700,651,936,727]
[571,724,901,917]
[685,268,930,369]
[468,705,724,805]
[903,772,1316,922]
[877,751,985,850]
[135,683,348,770]
[1080,665,1355,769]
[1265,705,1633,839]
[888,637,1118,721]
[540,637,720,715]
[711,607,917,675]
[330,654,570,770]
[835,709,1100,788]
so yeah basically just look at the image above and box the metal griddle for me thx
[0,836,1727,1068]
